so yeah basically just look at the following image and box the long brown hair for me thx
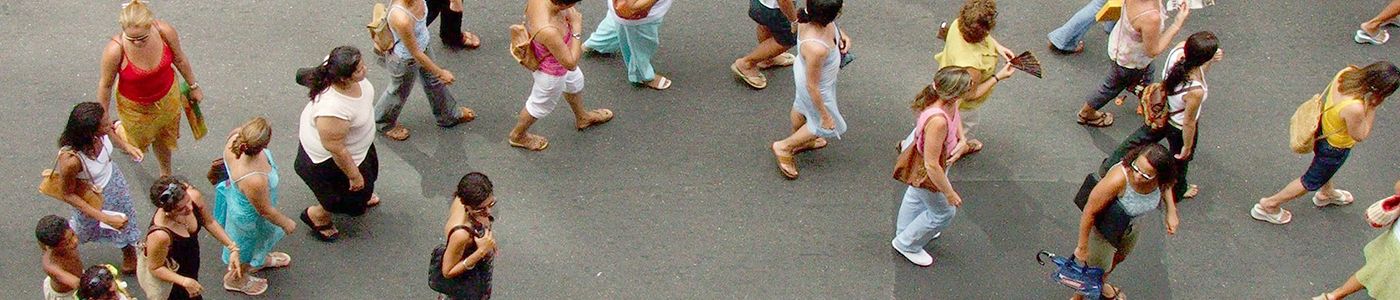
[1338,61,1400,106]
[911,67,974,111]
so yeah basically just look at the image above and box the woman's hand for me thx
[945,192,964,208]
[226,249,243,278]
[102,213,129,230]
[996,43,1015,61]
[1212,48,1224,62]
[838,31,852,54]
[1073,245,1089,261]
[435,69,456,85]
[180,277,204,297]
[278,217,297,234]
[475,229,498,254]
[449,0,463,12]
[945,140,968,166]
[567,8,584,31]
[994,62,1016,82]
[1174,149,1192,161]
[1166,213,1180,235]
[123,144,145,163]
[188,88,205,104]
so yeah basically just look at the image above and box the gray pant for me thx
[375,49,463,131]
[1085,62,1153,110]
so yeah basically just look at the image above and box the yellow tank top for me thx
[1321,69,1362,149]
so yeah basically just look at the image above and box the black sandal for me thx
[300,208,340,242]
[1102,285,1125,300]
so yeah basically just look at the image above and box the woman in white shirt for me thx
[293,46,379,242]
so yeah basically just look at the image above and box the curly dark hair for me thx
[455,172,494,208]
[957,0,997,44]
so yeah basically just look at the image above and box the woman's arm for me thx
[1076,166,1125,258]
[156,21,202,102]
[1176,89,1204,160]
[190,187,242,257]
[96,42,124,112]
[315,117,364,191]
[1340,103,1378,142]
[1163,185,1179,235]
[441,229,481,277]
[57,156,115,224]
[533,6,584,71]
[966,63,1016,101]
[389,9,453,83]
[146,231,198,288]
[920,116,961,206]
[800,42,835,130]
[238,175,296,234]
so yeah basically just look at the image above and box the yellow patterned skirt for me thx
[115,81,184,151]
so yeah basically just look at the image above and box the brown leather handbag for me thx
[38,148,104,208]
[892,142,940,191]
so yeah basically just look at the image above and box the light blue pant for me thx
[893,186,957,253]
[583,15,662,83]
[1046,0,1118,51]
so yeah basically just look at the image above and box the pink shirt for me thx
[532,23,574,76]
[913,105,961,167]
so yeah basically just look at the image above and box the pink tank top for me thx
[531,23,573,76]
[913,105,961,167]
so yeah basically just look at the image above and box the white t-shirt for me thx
[298,79,375,165]
[608,0,672,25]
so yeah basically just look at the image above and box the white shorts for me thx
[525,69,586,118]
[44,277,77,300]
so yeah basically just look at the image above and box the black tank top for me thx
[149,206,204,300]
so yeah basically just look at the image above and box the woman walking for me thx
[1098,31,1220,201]
[96,0,205,177]
[426,0,482,50]
[213,117,295,295]
[1046,0,1117,54]
[1075,0,1191,128]
[768,0,850,179]
[933,0,1017,162]
[583,0,675,90]
[507,0,615,151]
[376,0,477,141]
[1252,62,1400,224]
[731,0,799,89]
[891,67,974,267]
[432,172,498,299]
[1074,144,1181,299]
[1312,180,1400,300]
[53,102,143,274]
[295,46,381,241]
[1355,0,1400,45]
[142,177,242,299]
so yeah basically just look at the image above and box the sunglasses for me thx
[122,32,150,43]
[1129,161,1155,181]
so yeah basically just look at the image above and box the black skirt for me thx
[294,144,379,216]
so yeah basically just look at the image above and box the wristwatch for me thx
[571,33,582,40]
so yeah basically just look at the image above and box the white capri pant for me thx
[525,68,586,118]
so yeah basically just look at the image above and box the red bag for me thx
[1365,195,1400,228]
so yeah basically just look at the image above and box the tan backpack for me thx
[367,3,395,55]
[508,22,557,71]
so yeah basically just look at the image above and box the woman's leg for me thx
[892,191,956,252]
[621,22,662,84]
[1259,179,1307,213]
[894,186,930,235]
[1048,0,1108,51]
[584,15,624,54]
[1325,274,1366,299]
[1362,0,1400,35]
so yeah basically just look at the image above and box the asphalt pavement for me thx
[2,0,1399,299]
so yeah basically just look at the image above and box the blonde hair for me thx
[118,0,155,29]
[911,67,974,111]
[231,117,272,159]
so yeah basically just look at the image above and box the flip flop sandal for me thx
[457,107,477,123]
[1355,28,1390,45]
[261,252,291,269]
[1183,184,1200,198]
[508,134,550,151]
[643,76,672,90]
[383,125,410,141]
[1312,189,1355,207]
[731,63,767,89]
[1102,285,1125,299]
[224,275,269,296]
[576,109,615,130]
[299,208,340,242]
[758,53,796,69]
[1313,293,1337,300]
[1077,111,1115,127]
[1250,203,1292,225]
[964,139,984,156]
[1047,40,1084,55]
[772,143,799,180]
[366,193,381,208]
[461,32,481,49]
[795,138,828,154]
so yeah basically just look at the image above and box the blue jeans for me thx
[584,15,663,83]
[893,186,957,252]
[1047,0,1118,51]
[1301,139,1352,191]
[375,48,464,131]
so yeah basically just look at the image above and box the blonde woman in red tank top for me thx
[95,0,204,177]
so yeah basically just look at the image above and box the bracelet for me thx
[188,82,200,90]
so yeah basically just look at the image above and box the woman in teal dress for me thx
[212,117,297,295]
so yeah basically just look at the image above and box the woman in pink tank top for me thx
[95,0,205,177]
[507,0,615,152]
[891,67,975,267]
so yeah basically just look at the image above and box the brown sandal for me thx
[772,142,798,180]
[457,107,477,123]
[383,125,410,141]
[576,109,614,130]
[461,31,481,49]
[757,53,796,69]
[1077,111,1114,127]
[731,62,767,89]
[794,138,828,154]
[508,134,550,151]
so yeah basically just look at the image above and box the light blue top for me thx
[213,149,286,268]
[1117,164,1162,219]
[390,0,431,59]
[791,27,847,139]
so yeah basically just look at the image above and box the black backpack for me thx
[429,225,493,298]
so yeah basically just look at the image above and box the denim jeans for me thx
[1085,62,1153,110]
[375,48,463,131]
[1047,0,1118,51]
[893,186,957,253]
[1301,139,1352,191]
[1098,124,1197,201]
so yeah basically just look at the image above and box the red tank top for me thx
[115,37,177,104]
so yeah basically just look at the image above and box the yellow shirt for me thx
[934,19,999,111]
[1322,68,1362,149]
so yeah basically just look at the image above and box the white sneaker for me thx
[892,239,934,267]
[1355,29,1390,45]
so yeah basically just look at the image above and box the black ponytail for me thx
[1162,31,1218,95]
[296,46,363,101]
[798,0,842,25]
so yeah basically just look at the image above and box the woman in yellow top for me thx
[933,0,1016,163]
[1252,62,1399,225]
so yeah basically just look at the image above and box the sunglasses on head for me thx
[1129,161,1155,181]
[159,183,184,205]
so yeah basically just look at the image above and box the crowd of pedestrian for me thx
[26,0,1400,299]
